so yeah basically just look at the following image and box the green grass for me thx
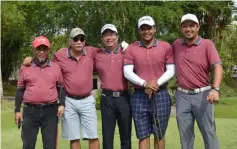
[215,97,237,118]
[1,99,237,149]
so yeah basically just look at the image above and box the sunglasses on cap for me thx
[72,35,86,42]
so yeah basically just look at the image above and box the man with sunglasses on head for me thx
[15,36,65,149]
[94,24,131,149]
[123,16,175,149]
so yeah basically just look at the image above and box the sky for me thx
[233,0,237,7]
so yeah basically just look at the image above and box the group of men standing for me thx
[15,13,223,149]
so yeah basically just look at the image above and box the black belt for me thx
[102,89,128,97]
[25,102,58,108]
[67,94,91,100]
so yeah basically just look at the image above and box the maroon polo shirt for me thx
[95,47,128,91]
[53,46,100,96]
[17,60,63,104]
[172,36,221,89]
[124,40,174,88]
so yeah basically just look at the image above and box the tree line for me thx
[1,1,236,88]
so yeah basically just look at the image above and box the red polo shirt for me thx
[53,47,100,96]
[123,40,174,88]
[17,60,62,104]
[95,47,128,91]
[172,36,221,89]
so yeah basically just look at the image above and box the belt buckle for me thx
[187,89,196,94]
[38,103,46,108]
[113,92,120,97]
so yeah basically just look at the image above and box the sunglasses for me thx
[72,36,86,42]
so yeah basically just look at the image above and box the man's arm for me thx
[212,64,223,88]
[123,64,146,87]
[207,41,223,103]
[57,85,65,106]
[157,64,175,86]
[123,64,158,91]
[15,87,25,113]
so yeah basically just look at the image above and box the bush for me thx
[95,89,101,110]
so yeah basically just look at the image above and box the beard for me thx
[35,57,48,65]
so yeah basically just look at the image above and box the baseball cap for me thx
[32,36,50,48]
[138,16,155,28]
[70,28,86,39]
[181,13,199,25]
[101,24,118,35]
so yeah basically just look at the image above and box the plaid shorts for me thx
[131,88,171,139]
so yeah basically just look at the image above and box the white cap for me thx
[101,24,118,35]
[181,13,199,25]
[138,16,155,28]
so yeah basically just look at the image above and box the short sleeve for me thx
[207,40,221,67]
[91,47,101,59]
[55,63,64,86]
[17,66,25,87]
[165,44,175,64]
[123,46,134,65]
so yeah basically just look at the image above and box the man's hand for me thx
[207,89,220,104]
[23,57,33,66]
[144,80,159,99]
[57,105,65,118]
[145,88,153,99]
[144,80,159,91]
[15,112,23,125]
[121,41,129,52]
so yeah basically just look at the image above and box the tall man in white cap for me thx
[94,24,131,149]
[123,16,175,149]
[173,13,223,149]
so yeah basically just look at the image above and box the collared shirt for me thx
[173,36,222,89]
[95,46,128,91]
[17,60,63,104]
[124,40,174,88]
[53,46,100,96]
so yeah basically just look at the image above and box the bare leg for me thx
[154,137,165,149]
[89,138,100,149]
[139,136,150,149]
[70,139,80,149]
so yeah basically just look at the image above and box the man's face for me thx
[181,21,200,39]
[102,30,118,49]
[69,35,86,52]
[34,45,50,64]
[139,25,156,42]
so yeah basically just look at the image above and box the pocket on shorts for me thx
[174,90,179,101]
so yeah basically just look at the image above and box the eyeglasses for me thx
[35,45,49,52]
[140,25,153,31]
[72,36,86,42]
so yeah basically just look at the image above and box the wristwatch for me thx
[212,87,220,94]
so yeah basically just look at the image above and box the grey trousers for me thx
[175,90,219,149]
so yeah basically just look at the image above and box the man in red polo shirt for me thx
[123,16,175,149]
[94,24,131,149]
[173,14,223,149]
[53,28,100,149]
[15,36,65,149]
